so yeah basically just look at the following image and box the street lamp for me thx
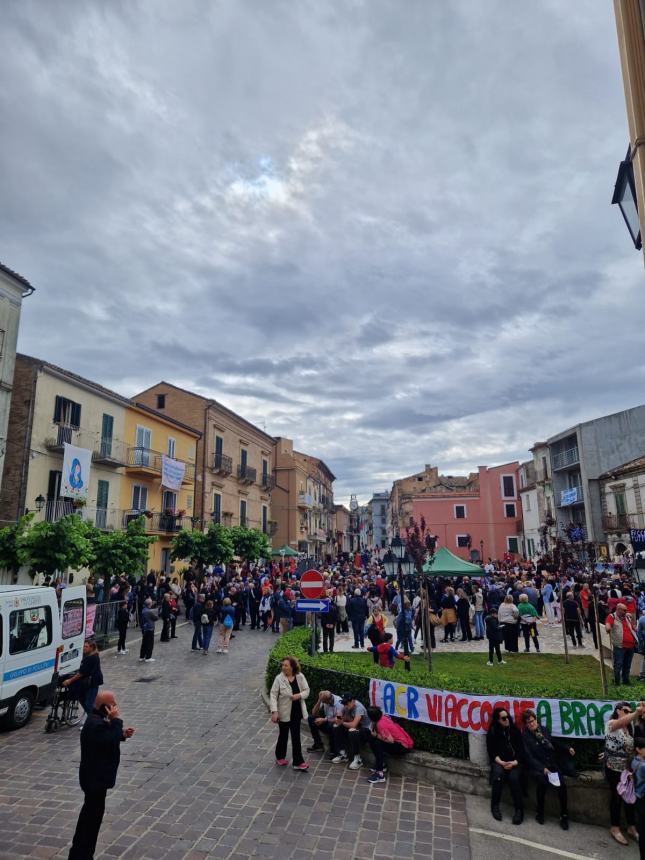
[612,146,642,250]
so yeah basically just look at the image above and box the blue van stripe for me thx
[3,658,55,682]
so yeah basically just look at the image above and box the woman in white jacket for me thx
[270,655,310,771]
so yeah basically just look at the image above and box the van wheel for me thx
[8,691,34,729]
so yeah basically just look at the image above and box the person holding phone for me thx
[68,690,135,860]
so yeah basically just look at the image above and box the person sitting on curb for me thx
[365,706,414,784]
[366,632,410,668]
[331,692,371,770]
[307,690,343,756]
[520,709,574,830]
[486,706,524,825]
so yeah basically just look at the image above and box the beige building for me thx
[272,437,335,560]
[0,265,35,504]
[599,456,645,558]
[135,382,275,535]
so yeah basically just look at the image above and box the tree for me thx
[229,527,271,565]
[91,517,157,582]
[0,513,33,578]
[18,514,96,580]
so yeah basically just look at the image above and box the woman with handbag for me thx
[269,655,310,771]
[605,701,639,844]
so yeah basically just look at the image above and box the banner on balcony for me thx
[61,443,91,501]
[161,455,185,490]
[369,678,618,739]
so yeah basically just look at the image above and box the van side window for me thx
[62,598,84,639]
[9,606,53,655]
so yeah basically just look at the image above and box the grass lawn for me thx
[314,650,645,700]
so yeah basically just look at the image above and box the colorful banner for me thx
[61,443,91,501]
[369,678,618,739]
[161,455,186,490]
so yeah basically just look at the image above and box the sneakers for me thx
[144,658,155,662]
[368,771,386,784]
[276,758,288,766]
[331,752,348,764]
[293,762,309,771]
[307,744,324,753]
[349,756,363,770]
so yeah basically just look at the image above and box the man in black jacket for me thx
[68,690,135,860]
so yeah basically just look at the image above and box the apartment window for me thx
[262,505,268,534]
[454,504,466,519]
[53,395,81,428]
[132,485,148,511]
[167,437,176,458]
[456,535,470,548]
[156,393,166,409]
[504,503,516,518]
[507,536,519,554]
[501,475,516,499]
[240,499,247,528]
[213,492,221,523]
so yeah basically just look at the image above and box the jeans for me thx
[68,788,107,859]
[351,620,364,647]
[192,622,203,650]
[606,766,636,827]
[276,717,303,765]
[202,625,213,652]
[474,611,485,638]
[613,646,635,685]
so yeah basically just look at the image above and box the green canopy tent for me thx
[422,546,483,577]
[270,544,299,558]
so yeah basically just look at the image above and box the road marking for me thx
[468,827,602,859]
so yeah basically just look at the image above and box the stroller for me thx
[45,678,80,733]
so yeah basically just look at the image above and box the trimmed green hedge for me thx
[266,628,605,767]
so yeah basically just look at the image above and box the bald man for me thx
[68,690,135,860]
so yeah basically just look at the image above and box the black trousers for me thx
[322,626,335,652]
[606,766,636,827]
[276,717,303,766]
[534,772,567,817]
[139,630,154,659]
[491,763,523,811]
[117,624,127,651]
[68,788,107,859]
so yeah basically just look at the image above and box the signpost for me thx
[299,569,325,655]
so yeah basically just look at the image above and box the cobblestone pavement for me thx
[0,624,471,860]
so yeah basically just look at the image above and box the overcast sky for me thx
[1,0,643,505]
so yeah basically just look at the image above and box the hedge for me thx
[266,628,605,768]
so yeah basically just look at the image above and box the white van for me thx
[0,584,87,729]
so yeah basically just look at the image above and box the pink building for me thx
[408,463,523,562]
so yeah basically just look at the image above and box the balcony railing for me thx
[213,453,233,475]
[237,464,256,484]
[44,423,80,452]
[553,446,580,471]
[126,447,195,482]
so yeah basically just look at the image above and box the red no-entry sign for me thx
[299,569,325,599]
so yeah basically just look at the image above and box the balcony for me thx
[91,439,126,468]
[213,453,233,476]
[126,447,195,483]
[237,463,256,484]
[553,446,580,471]
[298,493,313,509]
[44,423,80,453]
[559,485,583,507]
[261,473,275,491]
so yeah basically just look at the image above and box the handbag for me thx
[617,769,637,804]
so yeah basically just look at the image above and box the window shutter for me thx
[53,396,63,424]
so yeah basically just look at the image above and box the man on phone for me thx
[68,690,135,860]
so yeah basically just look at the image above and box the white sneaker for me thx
[145,658,156,662]
[349,756,363,770]
[487,661,494,666]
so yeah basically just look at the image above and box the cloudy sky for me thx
[1,0,643,505]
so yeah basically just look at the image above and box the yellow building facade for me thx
[120,403,200,575]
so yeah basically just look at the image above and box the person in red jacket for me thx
[367,633,410,668]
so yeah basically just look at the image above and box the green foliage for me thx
[91,516,156,579]
[229,526,271,563]
[18,514,96,579]
[0,513,33,574]
[171,523,235,568]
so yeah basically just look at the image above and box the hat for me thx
[340,692,355,704]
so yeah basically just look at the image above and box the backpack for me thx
[223,612,234,629]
